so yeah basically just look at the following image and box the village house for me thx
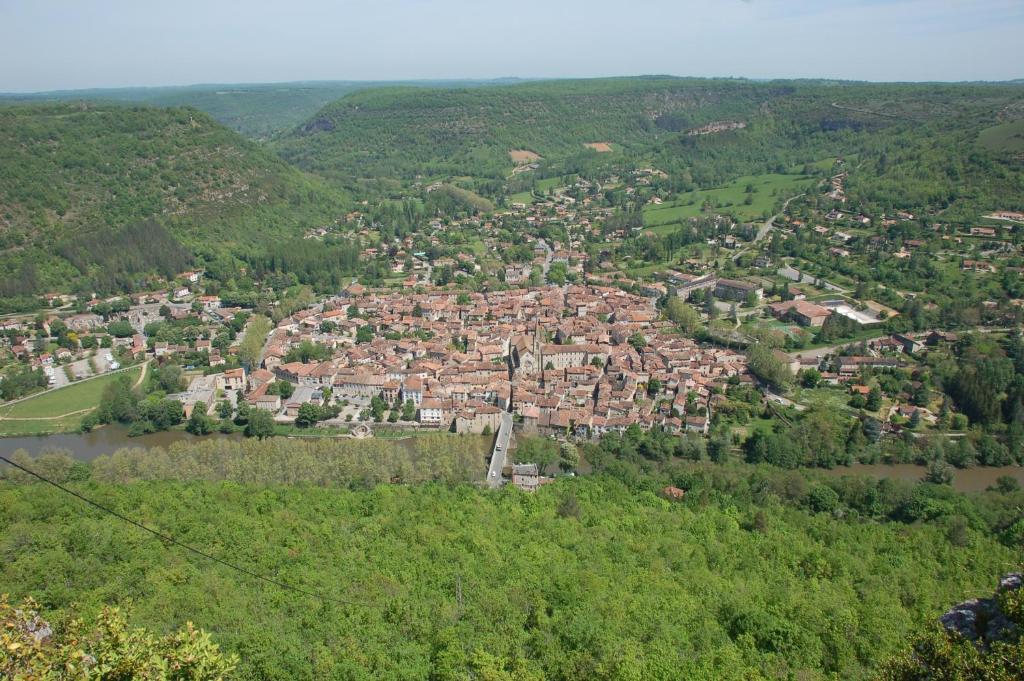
[767,300,832,327]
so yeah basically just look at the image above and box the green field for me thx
[509,191,535,205]
[643,172,817,226]
[0,364,143,434]
[978,119,1024,153]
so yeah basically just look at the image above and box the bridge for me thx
[486,412,513,488]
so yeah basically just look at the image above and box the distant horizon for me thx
[3,73,1023,97]
[2,0,1022,92]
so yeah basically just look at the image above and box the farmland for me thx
[643,172,817,226]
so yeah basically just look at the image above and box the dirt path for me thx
[132,360,149,389]
[0,407,94,421]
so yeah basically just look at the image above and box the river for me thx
[0,425,243,462]
[818,462,1024,493]
[3,430,1022,493]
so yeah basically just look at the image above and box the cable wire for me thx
[0,454,364,608]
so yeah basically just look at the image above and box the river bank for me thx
[817,462,1024,493]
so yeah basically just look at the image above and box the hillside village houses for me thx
[244,283,749,437]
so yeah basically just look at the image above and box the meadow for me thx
[0,364,143,435]
[643,172,818,226]
[978,119,1024,153]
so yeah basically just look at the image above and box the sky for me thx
[1,0,1022,92]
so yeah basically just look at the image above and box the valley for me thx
[1,72,1023,680]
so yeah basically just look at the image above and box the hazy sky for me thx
[1,0,1022,92]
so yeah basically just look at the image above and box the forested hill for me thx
[273,77,775,180]
[0,103,346,297]
[0,79,521,139]
[275,77,1024,216]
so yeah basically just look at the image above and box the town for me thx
[3,155,1021,486]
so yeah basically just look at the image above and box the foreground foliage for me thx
[879,581,1024,680]
[0,594,236,680]
[0,456,1020,679]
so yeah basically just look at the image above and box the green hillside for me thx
[273,77,774,181]
[0,82,364,138]
[0,79,527,139]
[0,103,346,296]
[1,454,1019,680]
[276,77,1024,219]
[978,118,1024,153]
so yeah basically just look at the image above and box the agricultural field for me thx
[0,364,144,435]
[644,172,818,226]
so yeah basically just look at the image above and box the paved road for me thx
[487,412,513,488]
[732,193,804,262]
[537,238,553,278]
[777,263,846,293]
[763,388,807,412]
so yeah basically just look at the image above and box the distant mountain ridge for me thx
[272,77,783,181]
[0,79,539,139]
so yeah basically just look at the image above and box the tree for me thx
[245,409,276,439]
[515,436,559,473]
[370,395,387,422]
[708,433,731,463]
[106,320,134,338]
[295,402,323,428]
[878,582,1024,680]
[356,324,374,344]
[647,378,662,397]
[217,399,233,419]
[401,399,417,422]
[747,344,793,390]
[908,409,922,429]
[268,380,294,399]
[186,401,213,435]
[806,485,840,514]
[865,387,883,412]
[924,458,954,485]
[96,375,139,424]
[992,475,1020,493]
[559,441,579,472]
[79,411,99,433]
[152,363,186,394]
[628,333,647,351]
[0,595,237,679]
[800,368,822,388]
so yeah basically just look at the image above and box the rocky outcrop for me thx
[939,573,1021,646]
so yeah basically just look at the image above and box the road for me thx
[537,238,553,277]
[732,193,804,262]
[763,388,807,412]
[777,263,846,293]
[486,412,513,488]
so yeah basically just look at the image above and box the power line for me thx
[0,455,366,609]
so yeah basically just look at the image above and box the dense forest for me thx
[0,103,347,296]
[1,441,1020,680]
